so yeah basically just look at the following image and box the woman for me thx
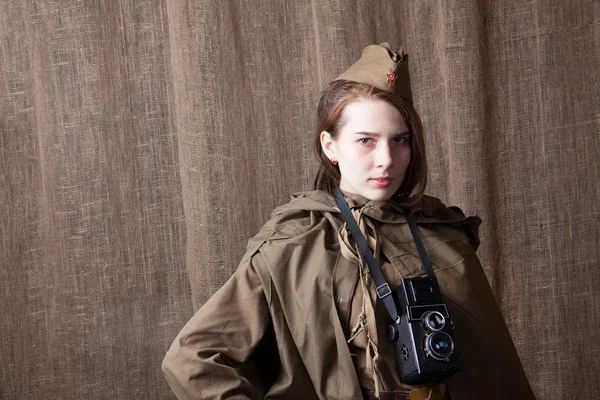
[162,43,535,400]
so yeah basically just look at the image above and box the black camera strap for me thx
[334,187,401,324]
[334,187,439,324]
[404,209,439,289]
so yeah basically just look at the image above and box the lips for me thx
[371,177,393,188]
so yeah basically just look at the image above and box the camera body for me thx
[387,277,460,385]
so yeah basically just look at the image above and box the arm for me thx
[162,255,271,400]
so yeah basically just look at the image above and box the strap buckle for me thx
[376,283,392,299]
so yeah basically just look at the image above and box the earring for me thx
[331,158,338,166]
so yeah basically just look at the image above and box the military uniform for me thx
[162,190,535,399]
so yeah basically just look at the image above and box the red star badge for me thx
[386,71,397,83]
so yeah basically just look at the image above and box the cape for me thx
[163,190,535,400]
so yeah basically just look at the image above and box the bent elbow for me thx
[161,342,196,400]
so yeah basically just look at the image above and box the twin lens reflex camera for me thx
[386,276,460,385]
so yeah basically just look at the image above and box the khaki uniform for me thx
[162,190,535,400]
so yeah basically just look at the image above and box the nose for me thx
[375,142,394,168]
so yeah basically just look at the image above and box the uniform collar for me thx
[288,189,408,224]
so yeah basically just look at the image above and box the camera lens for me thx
[425,332,454,361]
[423,311,445,331]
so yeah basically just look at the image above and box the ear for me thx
[320,131,337,160]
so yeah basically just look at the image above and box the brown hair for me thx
[313,80,428,208]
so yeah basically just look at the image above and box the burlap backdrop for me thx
[1,1,598,399]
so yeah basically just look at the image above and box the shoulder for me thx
[265,190,339,238]
[414,195,467,219]
[411,194,483,250]
[240,190,340,264]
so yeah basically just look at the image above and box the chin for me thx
[364,188,396,202]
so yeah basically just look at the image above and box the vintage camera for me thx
[386,277,460,385]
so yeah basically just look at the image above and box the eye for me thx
[358,138,374,145]
[394,135,410,144]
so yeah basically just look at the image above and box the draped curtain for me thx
[2,1,598,399]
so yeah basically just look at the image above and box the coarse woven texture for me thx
[1,0,598,399]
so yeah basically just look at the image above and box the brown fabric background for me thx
[1,1,598,399]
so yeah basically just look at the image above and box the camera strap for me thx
[404,209,439,289]
[334,187,439,324]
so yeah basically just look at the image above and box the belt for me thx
[363,385,449,400]
[363,391,411,400]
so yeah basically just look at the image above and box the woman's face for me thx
[321,99,411,201]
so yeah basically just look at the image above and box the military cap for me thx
[336,42,413,102]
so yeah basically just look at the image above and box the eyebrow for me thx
[353,130,411,137]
